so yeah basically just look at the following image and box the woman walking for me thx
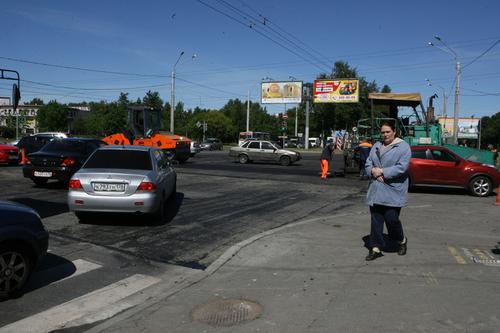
[364,121,411,261]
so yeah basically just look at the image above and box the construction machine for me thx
[346,92,495,168]
[102,107,191,162]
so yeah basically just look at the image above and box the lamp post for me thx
[428,36,460,145]
[170,51,185,134]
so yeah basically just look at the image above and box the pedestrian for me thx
[320,142,334,179]
[356,139,372,180]
[364,121,411,261]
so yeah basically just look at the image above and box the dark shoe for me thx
[365,250,383,261]
[398,238,407,256]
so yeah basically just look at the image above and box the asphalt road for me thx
[0,150,363,327]
[0,150,498,332]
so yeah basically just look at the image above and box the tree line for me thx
[1,61,499,146]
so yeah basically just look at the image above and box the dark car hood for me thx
[0,200,39,220]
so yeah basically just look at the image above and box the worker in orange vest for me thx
[357,139,373,180]
[320,142,335,179]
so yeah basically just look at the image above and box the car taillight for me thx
[69,179,83,190]
[137,181,156,191]
[62,157,76,167]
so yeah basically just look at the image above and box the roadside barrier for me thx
[495,185,500,206]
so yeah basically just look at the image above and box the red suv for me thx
[410,145,500,197]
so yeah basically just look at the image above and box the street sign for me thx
[278,135,288,139]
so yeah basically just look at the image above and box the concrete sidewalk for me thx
[88,192,500,333]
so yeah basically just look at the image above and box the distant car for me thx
[17,132,67,155]
[0,143,20,165]
[23,138,106,186]
[0,200,49,299]
[229,140,301,166]
[190,141,201,156]
[410,145,500,197]
[200,138,223,151]
[67,145,177,221]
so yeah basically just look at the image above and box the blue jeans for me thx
[369,204,404,250]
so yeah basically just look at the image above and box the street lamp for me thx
[170,51,184,134]
[428,36,461,144]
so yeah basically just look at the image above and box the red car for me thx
[0,143,19,165]
[410,145,500,197]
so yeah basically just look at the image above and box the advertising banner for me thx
[438,117,480,139]
[313,79,359,103]
[261,81,302,104]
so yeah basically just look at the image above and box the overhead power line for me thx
[195,0,330,73]
[216,0,332,71]
[0,56,169,78]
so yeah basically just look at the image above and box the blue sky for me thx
[1,0,499,118]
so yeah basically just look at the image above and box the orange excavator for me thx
[102,107,191,162]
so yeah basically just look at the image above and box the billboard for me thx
[261,81,302,104]
[438,117,480,139]
[313,79,359,103]
[0,97,10,106]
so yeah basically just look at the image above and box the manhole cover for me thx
[191,298,262,327]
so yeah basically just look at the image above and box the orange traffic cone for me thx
[495,185,500,206]
[20,148,29,165]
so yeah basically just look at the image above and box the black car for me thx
[23,138,106,186]
[17,133,65,155]
[0,200,49,299]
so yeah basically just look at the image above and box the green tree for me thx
[118,92,130,106]
[26,98,44,105]
[37,101,69,132]
[481,112,500,147]
[142,91,163,109]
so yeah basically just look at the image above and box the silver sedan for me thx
[229,140,301,166]
[67,146,176,222]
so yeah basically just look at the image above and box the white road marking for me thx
[52,259,102,284]
[0,274,161,333]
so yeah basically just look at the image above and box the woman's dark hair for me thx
[380,120,396,132]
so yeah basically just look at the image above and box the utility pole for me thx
[305,84,310,150]
[170,51,185,134]
[246,90,250,132]
[294,106,298,137]
[452,61,461,145]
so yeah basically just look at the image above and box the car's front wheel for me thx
[0,244,32,299]
[238,154,249,164]
[279,156,291,166]
[469,175,492,197]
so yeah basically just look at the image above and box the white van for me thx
[309,137,320,148]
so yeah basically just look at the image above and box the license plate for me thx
[34,171,52,177]
[93,183,126,192]
[8,155,18,160]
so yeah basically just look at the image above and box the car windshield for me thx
[83,150,152,170]
[41,140,84,153]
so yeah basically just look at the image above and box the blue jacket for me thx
[365,138,411,207]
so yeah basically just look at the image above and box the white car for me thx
[68,146,176,222]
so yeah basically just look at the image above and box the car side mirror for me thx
[455,159,460,166]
